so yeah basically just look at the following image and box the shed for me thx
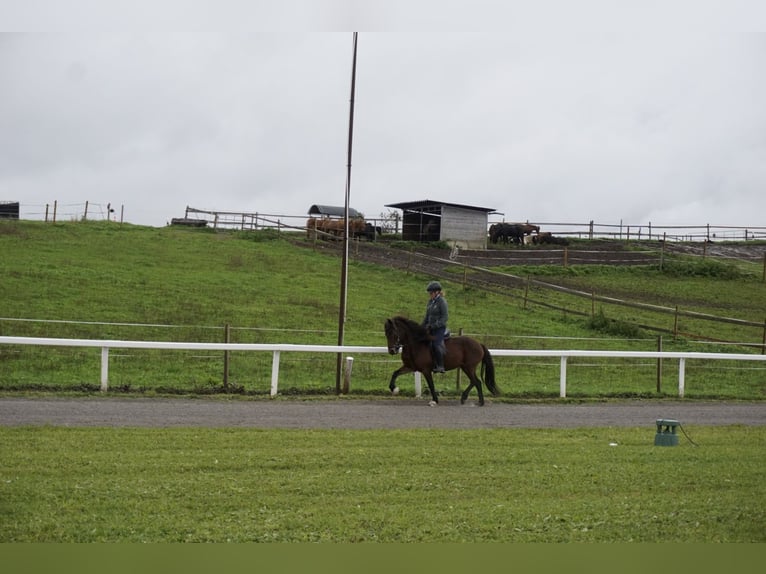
[308,205,364,219]
[385,199,496,250]
[0,201,20,219]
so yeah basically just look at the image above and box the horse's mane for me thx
[391,315,431,345]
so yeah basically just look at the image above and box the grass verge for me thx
[1,426,763,542]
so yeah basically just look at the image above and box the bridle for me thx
[385,319,402,354]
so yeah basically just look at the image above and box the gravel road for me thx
[1,397,763,429]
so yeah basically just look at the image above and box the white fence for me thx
[2,336,764,398]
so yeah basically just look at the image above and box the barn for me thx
[385,199,496,250]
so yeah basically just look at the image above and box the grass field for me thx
[1,221,764,546]
[1,425,763,542]
[1,221,764,399]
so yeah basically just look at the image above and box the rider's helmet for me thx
[426,281,442,292]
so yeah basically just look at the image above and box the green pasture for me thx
[1,426,763,543]
[0,220,764,399]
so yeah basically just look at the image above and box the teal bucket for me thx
[654,419,680,446]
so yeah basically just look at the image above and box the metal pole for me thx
[336,32,358,394]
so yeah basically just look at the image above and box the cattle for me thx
[531,231,570,246]
[489,222,540,245]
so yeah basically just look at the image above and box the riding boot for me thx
[432,344,446,373]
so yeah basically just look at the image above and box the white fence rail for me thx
[2,336,765,398]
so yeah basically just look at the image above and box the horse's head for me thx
[385,316,431,353]
[384,318,401,355]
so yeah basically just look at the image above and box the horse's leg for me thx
[459,366,475,405]
[389,366,412,395]
[423,371,439,406]
[474,372,485,406]
[460,367,485,406]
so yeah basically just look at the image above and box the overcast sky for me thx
[2,2,765,228]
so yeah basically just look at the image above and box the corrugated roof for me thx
[384,199,496,213]
[308,204,363,218]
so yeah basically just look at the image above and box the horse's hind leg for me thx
[460,367,475,405]
[461,369,485,406]
[460,381,474,405]
[474,376,485,406]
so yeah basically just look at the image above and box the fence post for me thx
[270,351,281,397]
[678,358,685,398]
[100,347,109,392]
[523,276,530,309]
[223,323,230,389]
[342,357,353,394]
[656,335,663,393]
[83,200,89,221]
[559,356,567,398]
[591,291,595,317]
[456,328,463,390]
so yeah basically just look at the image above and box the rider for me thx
[422,281,449,373]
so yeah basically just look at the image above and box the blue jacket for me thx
[423,294,448,331]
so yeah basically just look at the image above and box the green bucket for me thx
[654,419,680,446]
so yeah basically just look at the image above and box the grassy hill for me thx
[0,220,764,399]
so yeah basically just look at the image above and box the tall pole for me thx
[336,32,358,394]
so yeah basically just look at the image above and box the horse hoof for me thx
[391,387,399,395]
[428,400,437,407]
[460,398,466,405]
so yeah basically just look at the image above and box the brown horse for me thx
[384,316,499,406]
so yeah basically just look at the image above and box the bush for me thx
[662,258,743,279]
[586,310,645,338]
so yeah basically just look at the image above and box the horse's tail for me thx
[480,344,500,396]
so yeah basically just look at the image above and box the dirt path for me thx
[1,397,763,429]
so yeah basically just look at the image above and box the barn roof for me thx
[385,199,496,213]
[308,204,363,218]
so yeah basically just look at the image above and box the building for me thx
[385,199,496,250]
[0,202,20,219]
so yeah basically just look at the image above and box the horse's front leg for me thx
[389,366,412,395]
[423,372,439,406]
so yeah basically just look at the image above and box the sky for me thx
[1,1,765,229]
